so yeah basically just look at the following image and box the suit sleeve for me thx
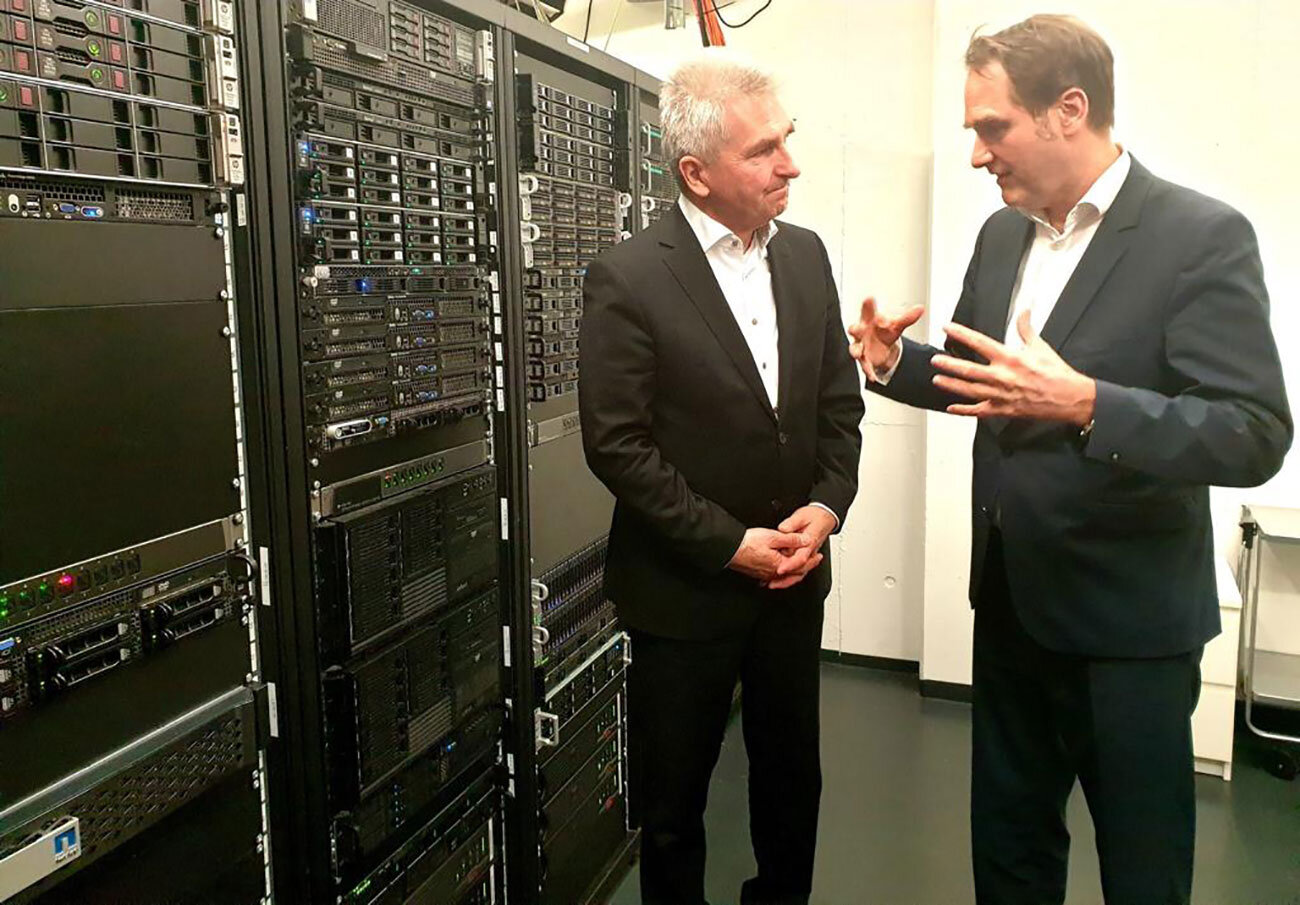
[807,235,866,528]
[578,256,748,571]
[1085,208,1293,486]
[869,221,988,412]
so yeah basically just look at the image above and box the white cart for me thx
[1238,504,1300,780]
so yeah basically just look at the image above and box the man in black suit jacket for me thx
[579,58,864,905]
[851,15,1292,905]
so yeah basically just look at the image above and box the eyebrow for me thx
[965,114,1007,131]
[744,122,795,155]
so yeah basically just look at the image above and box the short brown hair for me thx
[966,14,1115,131]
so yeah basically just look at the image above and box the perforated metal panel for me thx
[0,177,105,205]
[115,189,195,222]
[69,713,252,855]
[319,0,389,57]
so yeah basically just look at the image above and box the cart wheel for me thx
[1265,747,1299,781]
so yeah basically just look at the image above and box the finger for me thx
[778,513,810,533]
[932,374,1006,401]
[861,356,879,383]
[848,340,864,359]
[847,322,865,339]
[1016,309,1036,345]
[931,354,1004,385]
[946,401,1000,417]
[776,546,813,576]
[768,554,824,589]
[769,531,811,551]
[943,323,1008,363]
[858,296,877,326]
[891,304,926,332]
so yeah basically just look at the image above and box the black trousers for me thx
[972,531,1202,905]
[628,596,823,905]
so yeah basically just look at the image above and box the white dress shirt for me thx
[876,149,1131,381]
[1004,150,1131,347]
[678,194,781,408]
[678,195,840,532]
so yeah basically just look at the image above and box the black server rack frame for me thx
[238,1,516,903]
[0,0,271,900]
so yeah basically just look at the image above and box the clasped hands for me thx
[847,297,1097,427]
[728,506,838,591]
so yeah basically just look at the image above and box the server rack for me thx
[3,2,670,901]
[0,0,271,902]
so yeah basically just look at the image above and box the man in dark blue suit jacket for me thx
[851,15,1291,905]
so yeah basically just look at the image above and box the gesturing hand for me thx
[728,528,811,583]
[932,310,1096,426]
[765,506,838,590]
[847,297,926,382]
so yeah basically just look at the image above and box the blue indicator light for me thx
[0,638,15,653]
[81,205,104,219]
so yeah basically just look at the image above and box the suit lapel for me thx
[1038,160,1151,349]
[767,229,800,425]
[660,206,777,423]
[975,217,1034,341]
[968,217,1032,438]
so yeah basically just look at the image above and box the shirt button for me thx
[761,362,767,370]
[751,318,758,325]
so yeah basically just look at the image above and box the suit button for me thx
[771,499,781,511]
[778,432,788,445]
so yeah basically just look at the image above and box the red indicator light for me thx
[57,574,74,588]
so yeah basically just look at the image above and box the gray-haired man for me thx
[579,57,864,905]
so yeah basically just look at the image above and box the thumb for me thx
[778,512,808,533]
[1016,309,1035,344]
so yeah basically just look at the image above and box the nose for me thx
[970,137,993,170]
[776,145,800,180]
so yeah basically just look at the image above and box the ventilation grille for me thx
[0,711,253,865]
[0,176,105,204]
[115,188,195,222]
[310,33,474,108]
[319,0,389,54]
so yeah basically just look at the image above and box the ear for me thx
[1056,87,1090,136]
[678,155,710,199]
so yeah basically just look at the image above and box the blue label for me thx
[53,825,79,857]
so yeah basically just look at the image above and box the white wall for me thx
[922,0,1300,684]
[552,0,937,662]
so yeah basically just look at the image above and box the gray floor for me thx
[609,663,1300,905]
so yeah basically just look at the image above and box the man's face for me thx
[964,62,1067,213]
[695,93,800,232]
